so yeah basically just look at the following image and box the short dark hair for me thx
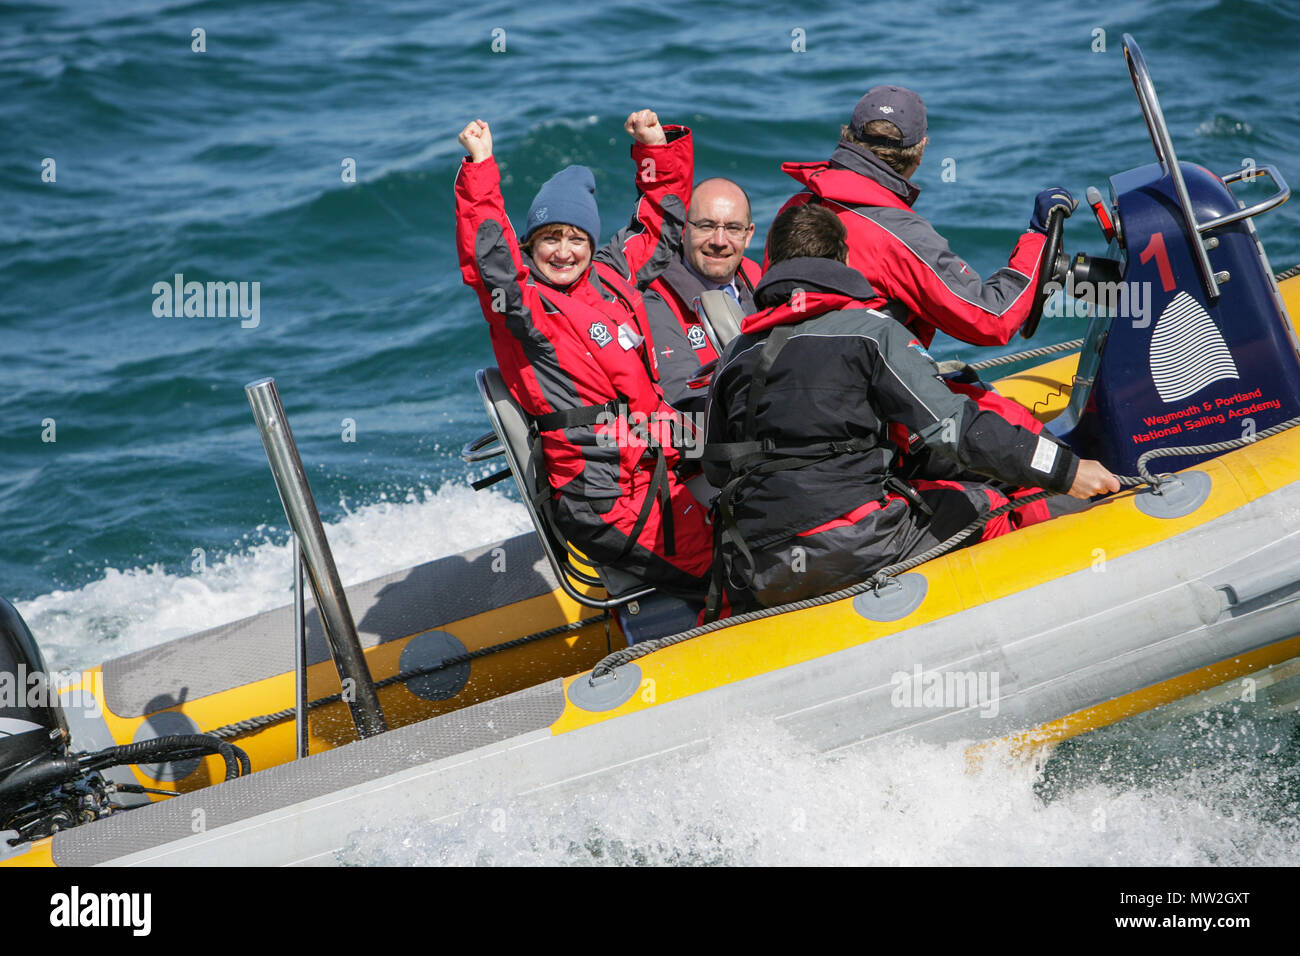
[765,203,848,266]
[841,119,926,176]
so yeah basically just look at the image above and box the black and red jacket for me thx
[704,257,1078,553]
[776,141,1046,348]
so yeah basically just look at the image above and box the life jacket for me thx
[646,257,762,406]
[700,260,942,619]
[531,261,686,560]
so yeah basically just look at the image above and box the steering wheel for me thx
[1020,206,1071,339]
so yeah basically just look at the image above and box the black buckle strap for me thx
[615,447,672,561]
[703,435,876,471]
[533,399,620,434]
[884,475,934,517]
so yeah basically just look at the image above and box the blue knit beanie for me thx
[524,165,600,245]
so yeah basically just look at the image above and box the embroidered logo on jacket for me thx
[687,325,708,350]
[589,322,614,347]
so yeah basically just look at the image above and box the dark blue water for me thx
[2,0,1299,863]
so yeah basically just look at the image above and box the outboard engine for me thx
[1,596,252,849]
[1048,35,1297,475]
[0,597,81,836]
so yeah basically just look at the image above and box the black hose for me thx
[77,734,250,782]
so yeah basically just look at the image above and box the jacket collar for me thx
[525,253,601,305]
[742,258,878,332]
[753,257,876,307]
[780,142,921,211]
[827,140,921,206]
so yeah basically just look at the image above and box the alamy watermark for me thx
[1,665,104,720]
[890,663,1001,718]
[152,273,260,328]
[49,886,151,936]
[594,404,705,459]
[1041,279,1152,327]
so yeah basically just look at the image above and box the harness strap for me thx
[705,325,795,621]
[621,445,673,559]
[702,435,877,469]
[528,410,675,568]
[743,325,793,438]
[533,399,620,434]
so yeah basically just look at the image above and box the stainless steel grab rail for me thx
[246,378,387,740]
[1123,33,1223,300]
[1206,165,1291,232]
[1123,34,1291,300]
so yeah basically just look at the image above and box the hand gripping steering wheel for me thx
[1020,206,1072,339]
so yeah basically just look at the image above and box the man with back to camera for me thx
[704,203,1118,610]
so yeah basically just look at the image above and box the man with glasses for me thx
[600,159,762,416]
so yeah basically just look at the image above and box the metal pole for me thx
[1123,34,1221,300]
[293,535,308,758]
[245,378,387,738]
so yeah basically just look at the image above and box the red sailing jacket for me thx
[455,134,713,577]
[776,141,1046,348]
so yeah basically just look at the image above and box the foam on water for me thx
[15,482,531,672]
[337,714,1300,867]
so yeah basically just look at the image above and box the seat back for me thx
[694,289,746,353]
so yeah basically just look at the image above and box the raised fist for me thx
[624,109,666,147]
[458,119,493,163]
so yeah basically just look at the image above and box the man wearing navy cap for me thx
[773,85,1079,525]
[775,85,1075,357]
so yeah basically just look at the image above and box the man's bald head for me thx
[684,177,755,281]
[689,178,752,223]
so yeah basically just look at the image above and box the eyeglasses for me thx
[687,219,752,239]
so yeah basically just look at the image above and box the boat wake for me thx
[338,707,1300,867]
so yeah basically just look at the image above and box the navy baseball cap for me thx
[850,86,927,147]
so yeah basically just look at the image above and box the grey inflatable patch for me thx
[853,573,928,622]
[131,710,203,781]
[400,630,472,701]
[567,663,642,712]
[1134,470,1211,519]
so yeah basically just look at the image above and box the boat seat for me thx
[695,289,745,353]
[474,367,659,612]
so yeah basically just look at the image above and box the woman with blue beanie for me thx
[454,111,714,598]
